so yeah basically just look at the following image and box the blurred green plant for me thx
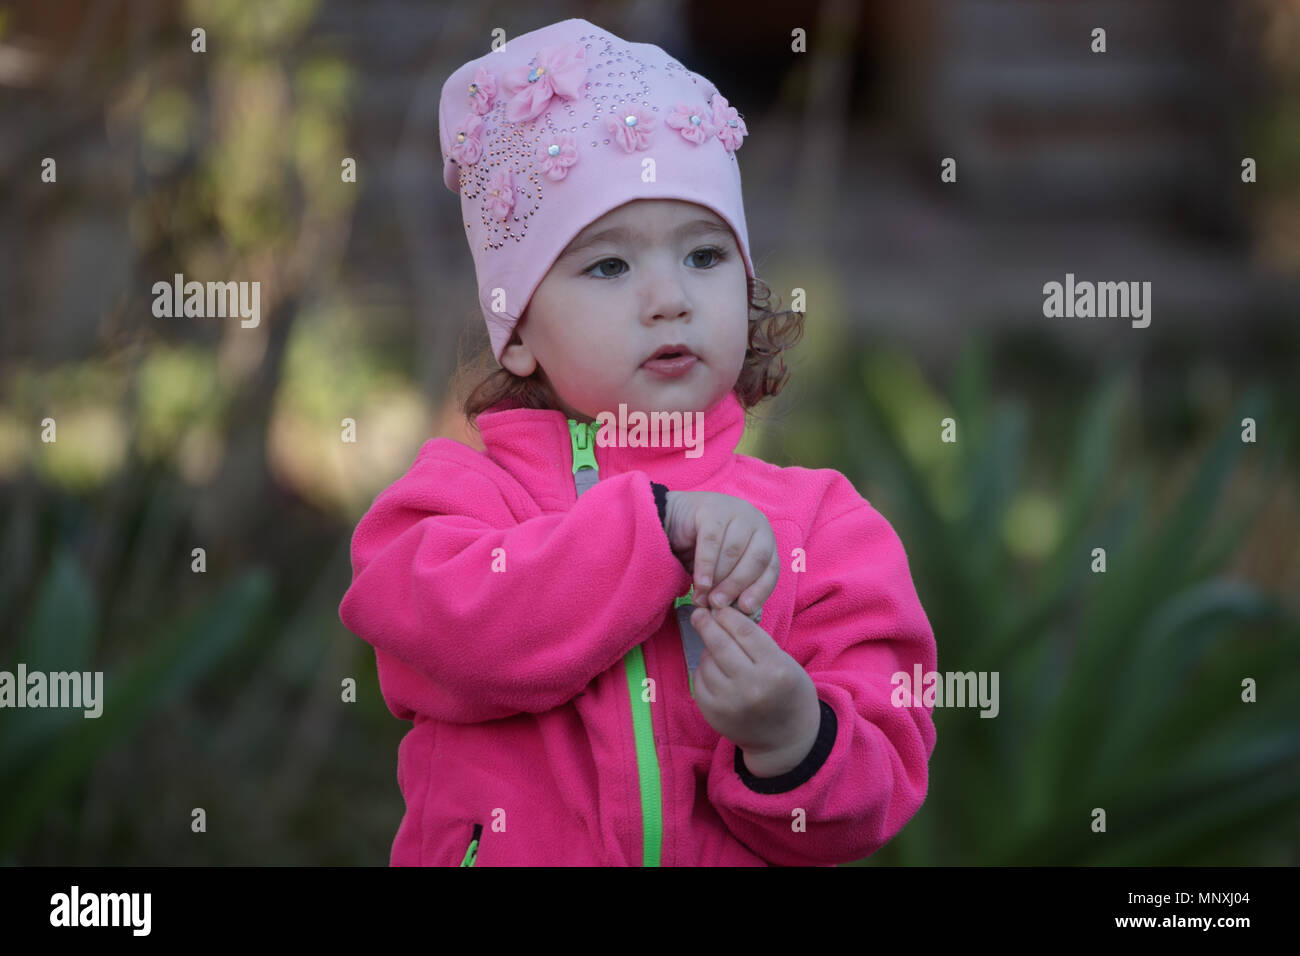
[802,336,1300,865]
[0,549,272,860]
[0,456,396,865]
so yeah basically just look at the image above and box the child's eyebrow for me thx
[560,219,733,259]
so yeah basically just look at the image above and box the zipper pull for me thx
[569,418,599,499]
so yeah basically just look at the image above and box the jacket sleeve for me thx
[705,474,937,865]
[338,447,690,724]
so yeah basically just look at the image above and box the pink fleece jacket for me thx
[338,390,937,866]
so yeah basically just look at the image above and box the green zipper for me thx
[570,417,598,475]
[569,418,663,866]
[459,822,482,866]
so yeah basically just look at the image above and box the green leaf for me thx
[0,551,98,772]
[11,550,96,669]
[1088,579,1287,780]
[0,570,271,855]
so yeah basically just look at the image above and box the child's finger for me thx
[690,607,748,679]
[691,516,727,597]
[706,604,764,664]
[707,534,766,610]
[735,551,779,614]
[705,521,754,607]
[692,649,722,699]
[709,604,772,663]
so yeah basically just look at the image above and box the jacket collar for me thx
[477,390,746,506]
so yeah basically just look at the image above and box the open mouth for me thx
[644,344,697,364]
[642,351,699,377]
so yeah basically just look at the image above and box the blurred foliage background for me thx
[1,0,1297,865]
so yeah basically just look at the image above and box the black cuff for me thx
[650,481,669,528]
[735,699,837,795]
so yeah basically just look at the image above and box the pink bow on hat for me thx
[501,42,590,123]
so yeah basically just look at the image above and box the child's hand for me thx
[688,605,822,774]
[664,491,778,614]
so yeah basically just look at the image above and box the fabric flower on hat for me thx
[487,167,515,220]
[710,93,748,152]
[535,132,579,181]
[501,42,589,123]
[449,112,485,165]
[666,102,715,145]
[467,67,496,115]
[606,105,655,152]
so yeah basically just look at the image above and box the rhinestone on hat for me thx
[547,144,560,156]
[624,114,638,126]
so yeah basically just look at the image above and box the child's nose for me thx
[641,278,691,321]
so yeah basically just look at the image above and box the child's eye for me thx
[585,257,627,279]
[688,246,727,268]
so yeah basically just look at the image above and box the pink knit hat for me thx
[438,17,756,364]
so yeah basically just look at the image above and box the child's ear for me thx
[499,327,537,377]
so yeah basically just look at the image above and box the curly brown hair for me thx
[452,275,804,433]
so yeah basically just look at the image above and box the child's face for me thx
[500,199,749,422]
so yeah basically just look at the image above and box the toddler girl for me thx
[338,17,936,866]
